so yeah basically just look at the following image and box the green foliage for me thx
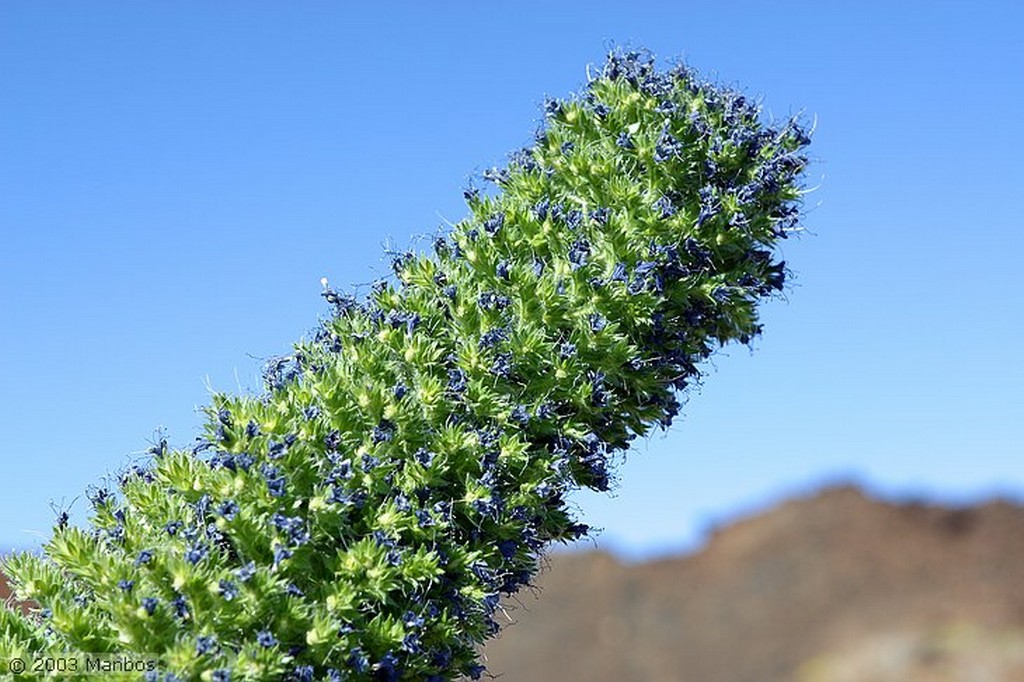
[1,48,810,681]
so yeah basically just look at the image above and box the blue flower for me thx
[142,597,159,615]
[478,326,508,350]
[371,420,395,444]
[532,198,550,221]
[447,368,468,394]
[414,448,434,467]
[208,452,236,471]
[185,543,208,565]
[272,543,293,567]
[194,494,211,519]
[478,291,510,311]
[235,562,256,582]
[272,514,310,547]
[587,207,611,230]
[195,635,218,656]
[375,651,400,682]
[347,648,369,673]
[88,486,111,509]
[482,166,509,185]
[290,665,314,682]
[765,260,786,291]
[325,456,354,483]
[496,260,511,280]
[266,474,286,498]
[211,670,230,682]
[491,353,512,379]
[257,630,277,648]
[508,147,537,171]
[118,579,134,593]
[321,288,359,316]
[568,238,590,270]
[171,594,188,619]
[483,213,504,235]
[567,521,591,539]
[327,484,352,505]
[119,464,154,487]
[549,201,565,223]
[616,132,634,150]
[218,579,239,601]
[655,99,677,114]
[654,128,683,161]
[390,251,414,278]
[401,632,422,654]
[654,195,676,219]
[215,500,239,520]
[510,405,530,425]
[581,453,610,490]
[433,235,448,255]
[262,352,301,391]
[134,549,154,567]
[498,539,518,560]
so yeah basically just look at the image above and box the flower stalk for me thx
[0,48,810,681]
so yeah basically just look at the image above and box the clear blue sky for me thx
[2,2,1021,560]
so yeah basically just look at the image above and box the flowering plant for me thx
[1,49,809,681]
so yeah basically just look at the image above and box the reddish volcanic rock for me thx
[480,485,1024,682]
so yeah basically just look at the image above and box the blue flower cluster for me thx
[0,47,809,682]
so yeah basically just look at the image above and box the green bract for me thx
[1,49,810,681]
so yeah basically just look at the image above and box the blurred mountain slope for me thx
[481,485,1024,681]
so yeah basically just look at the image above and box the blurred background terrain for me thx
[477,485,1024,681]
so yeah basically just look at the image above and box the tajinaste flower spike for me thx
[0,47,810,681]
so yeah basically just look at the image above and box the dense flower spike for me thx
[0,48,809,680]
